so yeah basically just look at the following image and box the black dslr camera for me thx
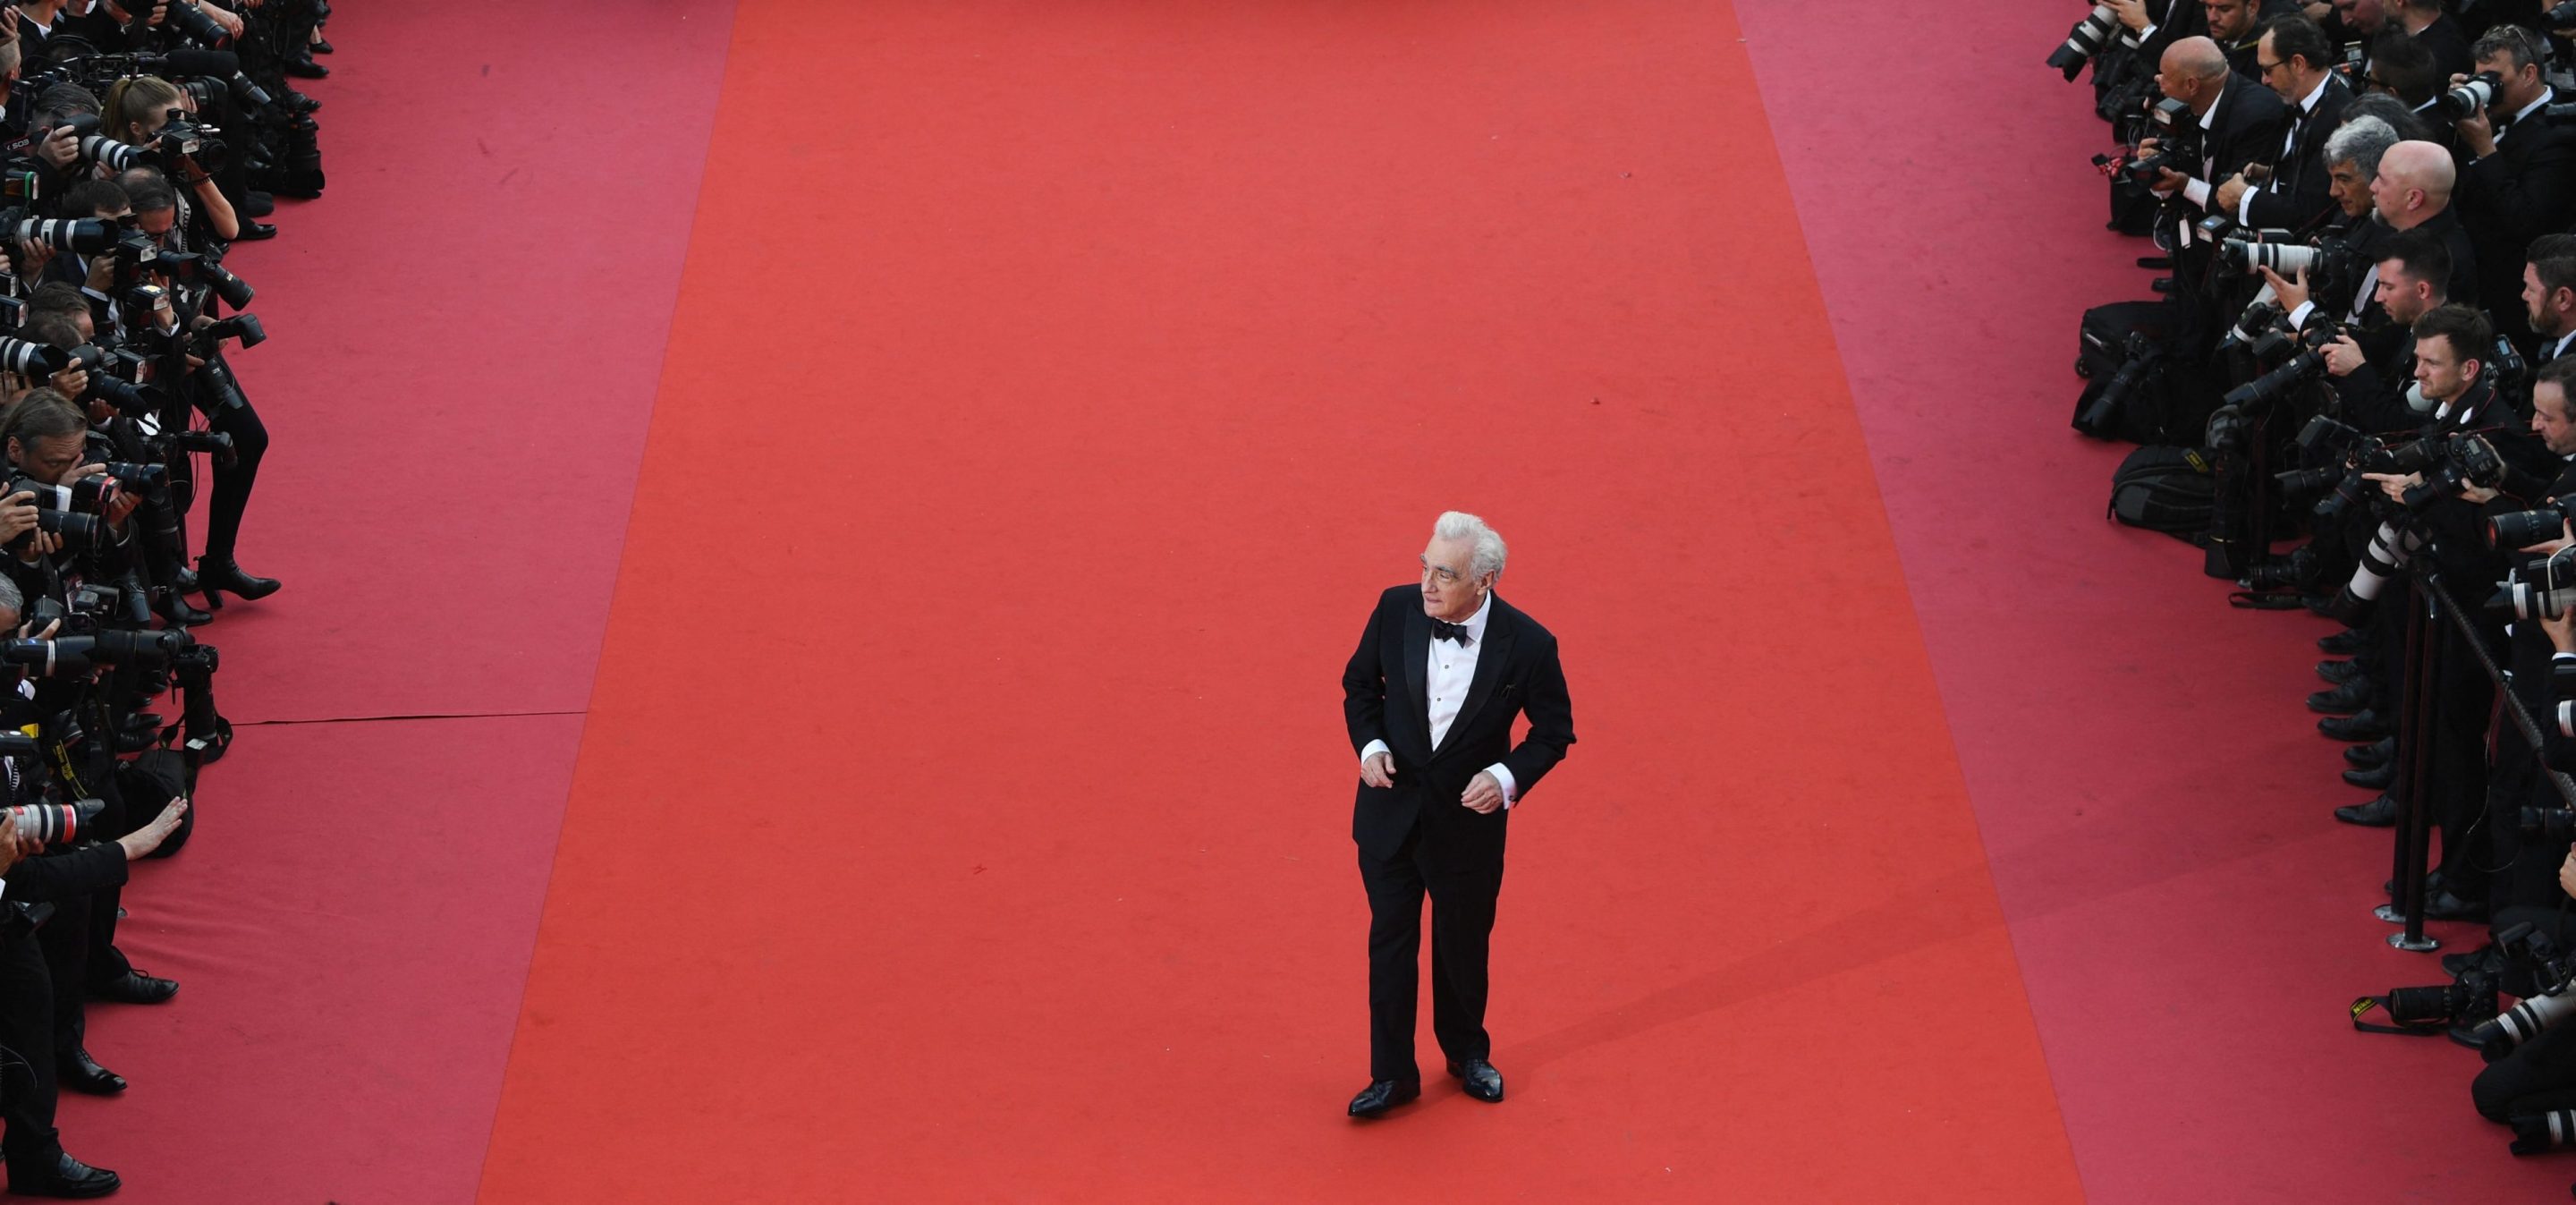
[2047,3,2125,81]
[2123,98,2200,187]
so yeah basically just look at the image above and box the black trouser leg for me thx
[1425,855,1501,1066]
[0,929,63,1179]
[1359,827,1425,1084]
[202,398,267,564]
[34,899,89,1073]
[2434,635,2496,902]
[2475,1013,2576,1121]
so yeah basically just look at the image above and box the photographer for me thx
[2526,233,2576,365]
[2452,26,2576,341]
[2370,139,2480,303]
[98,76,233,242]
[2141,37,2295,214]
[2222,15,2356,229]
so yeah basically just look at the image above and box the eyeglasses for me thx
[1419,557,1464,586]
[2258,58,2283,74]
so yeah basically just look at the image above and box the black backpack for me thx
[2109,445,2217,540]
[2073,300,2185,445]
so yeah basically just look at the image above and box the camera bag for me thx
[2074,300,2185,443]
[117,747,193,860]
[2108,445,2218,539]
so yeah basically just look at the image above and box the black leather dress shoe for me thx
[61,1050,123,1097]
[2343,761,2395,790]
[2317,658,2368,684]
[1446,1058,1504,1103]
[2347,737,2395,768]
[2336,793,2397,827]
[230,222,276,242]
[1346,1078,1419,1117]
[89,972,175,1005]
[282,55,329,79]
[310,38,334,54]
[2424,890,2487,922]
[9,1152,121,1198]
[2320,628,2369,655]
[2321,709,2391,741]
[2309,679,2374,715]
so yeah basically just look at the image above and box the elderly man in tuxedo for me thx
[1340,512,1575,1118]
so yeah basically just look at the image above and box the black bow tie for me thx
[1429,617,1472,646]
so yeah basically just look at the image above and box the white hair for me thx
[1434,511,1507,581]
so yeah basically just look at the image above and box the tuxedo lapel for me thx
[1446,598,1517,751]
[1402,601,1432,752]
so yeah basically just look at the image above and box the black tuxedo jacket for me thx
[2190,73,2292,211]
[2242,78,2354,231]
[2463,106,2576,322]
[1342,586,1573,866]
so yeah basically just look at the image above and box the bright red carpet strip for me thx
[475,2,2079,1201]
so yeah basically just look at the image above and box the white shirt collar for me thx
[2512,88,2556,127]
[1454,590,1495,642]
[2298,75,2331,115]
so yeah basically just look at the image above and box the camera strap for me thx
[2350,995,2453,1037]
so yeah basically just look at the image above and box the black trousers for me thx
[202,397,268,564]
[1359,819,1501,1082]
[2475,1006,2576,1122]
[0,927,62,1179]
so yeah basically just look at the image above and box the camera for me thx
[188,313,264,356]
[2433,71,2504,123]
[2489,547,2576,621]
[0,336,70,379]
[154,250,252,310]
[4,212,116,255]
[2224,320,2343,410]
[2124,99,2199,186]
[145,429,232,465]
[2048,4,2124,81]
[2491,500,2575,551]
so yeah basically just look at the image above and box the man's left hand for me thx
[2460,106,2498,157]
[1461,772,1505,814]
[2215,173,2250,211]
[2365,471,2425,502]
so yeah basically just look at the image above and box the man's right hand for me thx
[0,813,26,880]
[1360,751,1397,789]
[0,491,38,547]
[36,126,76,170]
[2324,333,2366,377]
[2258,263,2310,314]
[2107,0,2150,31]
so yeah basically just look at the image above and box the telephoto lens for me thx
[0,336,70,378]
[2489,501,2573,550]
[0,798,103,845]
[2435,72,2502,122]
[2048,4,2123,81]
[12,217,115,254]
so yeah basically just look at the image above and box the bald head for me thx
[2157,37,2233,113]
[2371,140,2455,227]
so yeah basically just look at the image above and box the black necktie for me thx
[1429,618,1471,646]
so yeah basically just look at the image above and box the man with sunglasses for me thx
[2217,15,2355,229]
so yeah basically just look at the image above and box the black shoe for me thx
[310,38,333,54]
[2309,679,2374,715]
[118,713,161,734]
[2343,762,2395,790]
[153,590,208,628]
[89,972,175,1005]
[2336,793,2397,826]
[2425,890,2487,922]
[9,1153,121,1198]
[2347,737,2395,768]
[2314,586,2373,627]
[194,556,278,608]
[60,1050,123,1097]
[1445,1058,1504,1103]
[2318,658,2368,684]
[2320,628,2369,655]
[282,55,329,79]
[1346,1078,1419,1117]
[2321,709,2391,742]
[242,191,273,218]
[170,566,198,594]
[229,222,276,243]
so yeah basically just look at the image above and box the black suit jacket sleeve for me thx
[2241,84,2352,231]
[5,842,126,903]
[1342,587,1399,758]
[1496,629,1574,802]
[2465,119,2576,262]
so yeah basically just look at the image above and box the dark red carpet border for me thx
[1736,1,2565,1198]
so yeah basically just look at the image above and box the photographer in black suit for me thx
[2453,26,2576,341]
[2140,36,2296,214]
[2220,15,2354,230]
[1341,512,1573,1119]
[2527,233,2576,364]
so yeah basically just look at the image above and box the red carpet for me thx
[52,1,2556,1201]
[474,1,2080,1201]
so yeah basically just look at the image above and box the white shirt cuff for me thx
[2183,177,2212,208]
[1486,762,1518,809]
[1359,739,1389,766]
[2237,189,2258,225]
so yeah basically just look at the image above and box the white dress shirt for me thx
[1358,590,1521,808]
